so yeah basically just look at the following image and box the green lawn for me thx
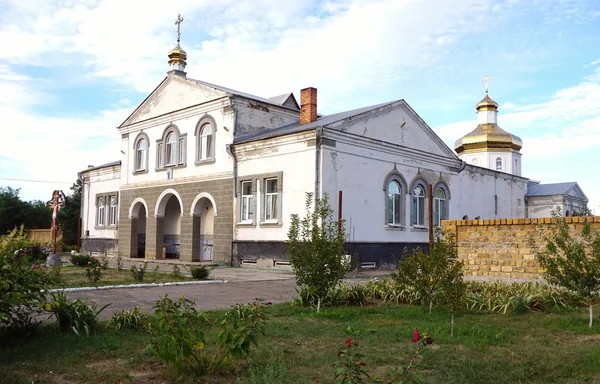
[49,266,194,289]
[2,303,600,383]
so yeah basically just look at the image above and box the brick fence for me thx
[441,216,600,280]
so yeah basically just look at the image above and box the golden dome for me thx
[167,43,187,67]
[454,123,523,154]
[476,93,499,111]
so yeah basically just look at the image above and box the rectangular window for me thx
[265,178,278,221]
[166,143,174,166]
[178,138,185,164]
[97,197,105,226]
[108,195,118,226]
[241,181,253,222]
[158,143,164,168]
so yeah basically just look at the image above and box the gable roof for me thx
[233,101,395,144]
[118,75,300,128]
[232,99,459,159]
[79,160,121,174]
[526,182,588,201]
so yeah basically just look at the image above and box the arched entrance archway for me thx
[129,198,148,258]
[191,193,217,261]
[155,189,183,259]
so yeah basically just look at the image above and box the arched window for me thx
[565,210,570,217]
[433,188,447,227]
[136,139,147,171]
[198,124,213,161]
[515,158,519,174]
[472,158,479,165]
[195,115,217,164]
[166,133,176,166]
[411,184,425,226]
[496,157,502,171]
[387,181,402,225]
[462,215,469,220]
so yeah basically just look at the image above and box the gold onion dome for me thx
[168,43,187,67]
[454,93,523,154]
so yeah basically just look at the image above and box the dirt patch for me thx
[85,358,127,371]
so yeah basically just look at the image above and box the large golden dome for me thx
[454,93,522,154]
[168,43,187,68]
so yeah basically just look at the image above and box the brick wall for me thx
[442,216,600,280]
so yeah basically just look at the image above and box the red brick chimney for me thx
[300,87,317,125]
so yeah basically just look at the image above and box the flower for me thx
[88,261,92,265]
[412,328,421,343]
[267,301,272,305]
[345,337,354,346]
[33,264,40,269]
[337,351,344,357]
[359,361,366,366]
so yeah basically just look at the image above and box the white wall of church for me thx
[81,164,121,240]
[459,151,522,176]
[234,131,316,242]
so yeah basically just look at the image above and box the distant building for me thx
[79,18,587,268]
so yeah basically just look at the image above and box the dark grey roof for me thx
[79,160,121,174]
[268,93,294,106]
[526,182,579,197]
[185,78,299,111]
[233,101,396,144]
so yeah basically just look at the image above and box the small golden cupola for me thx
[167,14,187,76]
[454,76,523,176]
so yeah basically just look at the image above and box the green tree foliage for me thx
[532,211,600,328]
[392,230,466,335]
[0,187,52,235]
[59,178,82,247]
[287,192,350,312]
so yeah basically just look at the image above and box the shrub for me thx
[70,254,97,267]
[288,192,350,312]
[107,306,149,331]
[148,295,269,377]
[85,261,103,285]
[171,264,182,278]
[45,291,111,336]
[191,265,211,280]
[130,262,147,281]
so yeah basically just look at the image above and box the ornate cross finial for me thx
[481,74,492,94]
[175,14,184,43]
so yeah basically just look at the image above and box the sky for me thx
[0,0,599,213]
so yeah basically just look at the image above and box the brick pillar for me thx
[129,218,139,258]
[180,215,194,262]
[300,87,317,124]
[146,216,164,260]
[192,215,201,262]
[118,217,133,257]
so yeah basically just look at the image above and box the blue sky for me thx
[0,0,599,212]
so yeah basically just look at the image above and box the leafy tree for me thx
[532,210,600,328]
[59,178,82,247]
[287,192,350,312]
[392,230,466,335]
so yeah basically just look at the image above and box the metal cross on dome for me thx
[481,75,492,94]
[175,14,184,43]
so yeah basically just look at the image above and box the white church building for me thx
[78,20,588,268]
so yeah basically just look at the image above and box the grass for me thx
[2,302,600,383]
[49,266,194,289]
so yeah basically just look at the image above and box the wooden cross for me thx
[47,190,66,253]
[481,74,492,94]
[175,14,184,43]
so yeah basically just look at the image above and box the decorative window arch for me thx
[156,124,187,170]
[133,132,150,173]
[195,115,217,164]
[496,157,503,171]
[472,158,479,165]
[383,172,407,226]
[409,178,427,226]
[462,215,469,220]
[433,182,450,227]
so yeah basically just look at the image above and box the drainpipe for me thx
[314,126,323,198]
[226,99,238,267]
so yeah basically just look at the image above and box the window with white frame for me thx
[136,139,147,171]
[264,178,278,221]
[241,181,254,223]
[433,188,447,227]
[198,124,213,161]
[412,184,425,226]
[387,180,402,225]
[97,196,105,226]
[156,125,186,170]
[496,157,502,171]
[108,195,118,226]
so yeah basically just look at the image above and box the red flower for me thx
[359,361,366,366]
[412,328,421,343]
[33,264,40,269]
[267,301,272,305]
[345,337,354,346]
[88,261,92,264]
[337,351,344,357]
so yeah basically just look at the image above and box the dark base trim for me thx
[81,238,118,255]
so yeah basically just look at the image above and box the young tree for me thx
[59,178,82,247]
[287,192,349,312]
[393,230,466,336]
[532,211,600,328]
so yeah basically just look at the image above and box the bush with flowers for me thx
[333,325,434,384]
